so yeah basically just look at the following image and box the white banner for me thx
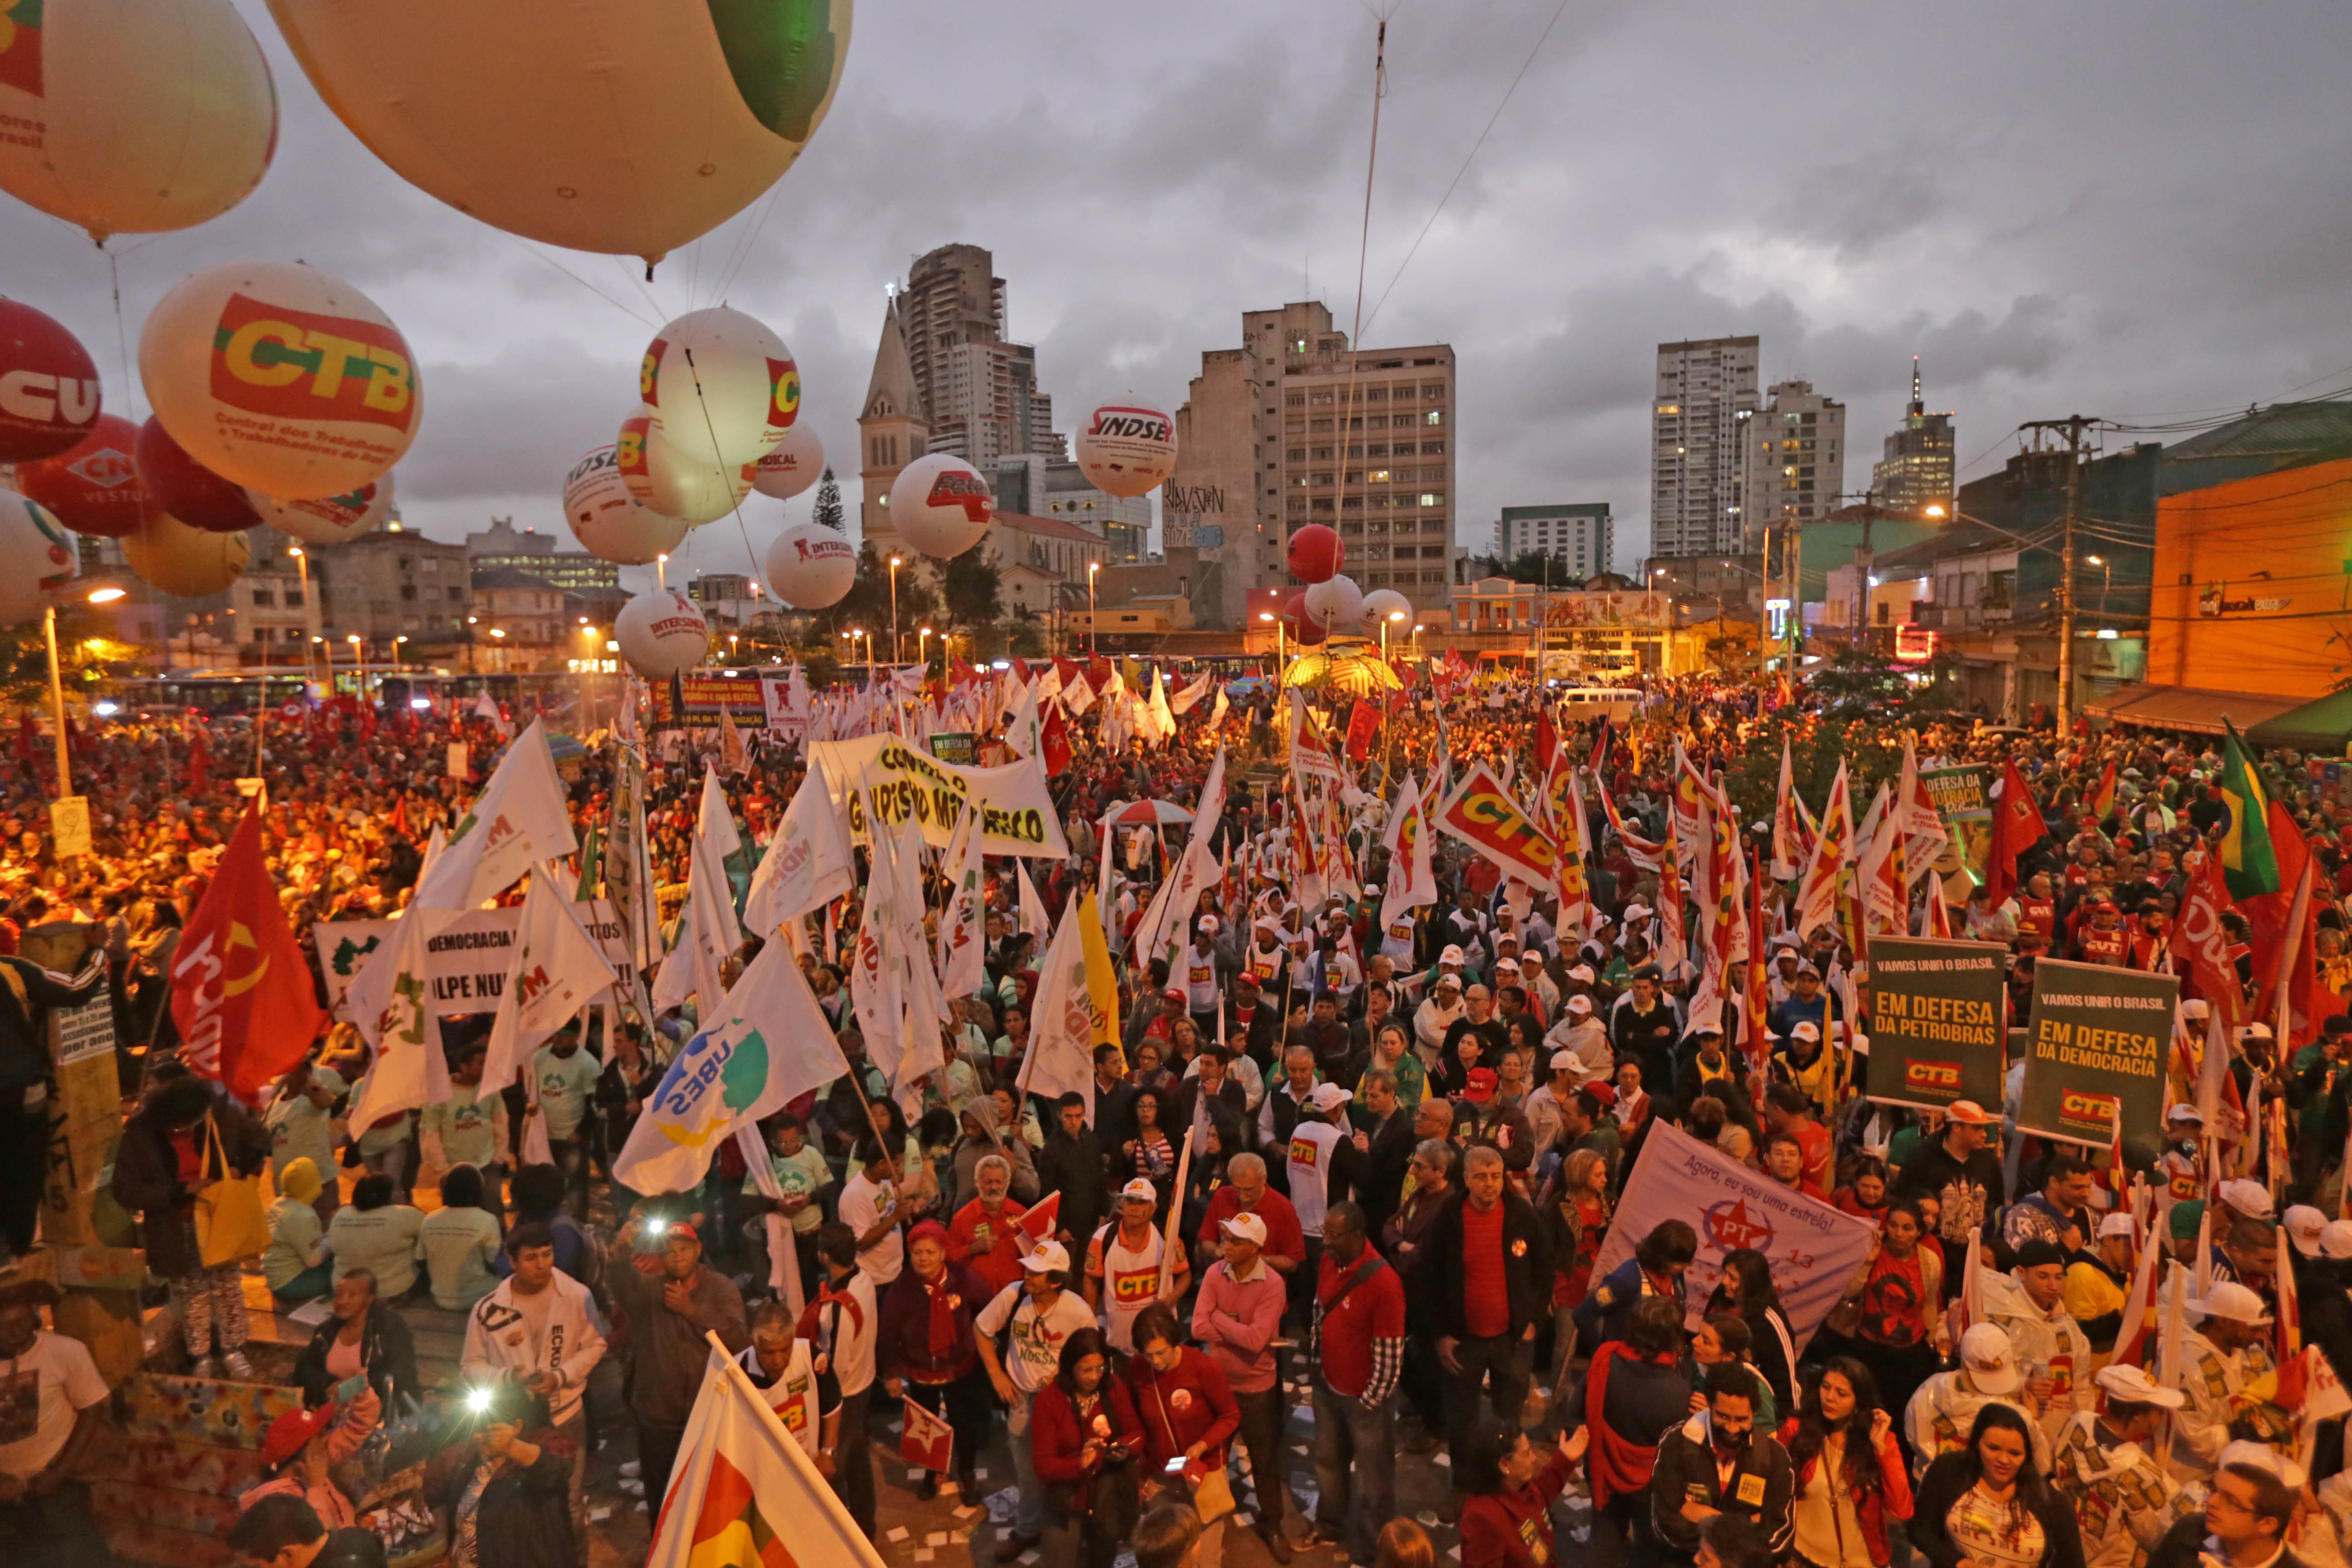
[315,901,632,1017]
[1586,1121,1876,1352]
[809,732,1070,859]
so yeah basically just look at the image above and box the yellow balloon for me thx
[268,0,853,264]
[0,0,276,242]
[126,510,252,597]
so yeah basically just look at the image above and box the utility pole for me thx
[2020,415,2097,734]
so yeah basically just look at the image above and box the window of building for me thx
[1426,410,1443,426]
[400,585,416,601]
[1419,492,1441,507]
[421,559,438,574]
[1285,393,1304,407]
[1421,384,1445,399]
[1366,387,1387,402]
[250,588,275,607]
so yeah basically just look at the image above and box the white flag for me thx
[1378,772,1438,932]
[1170,670,1214,715]
[1022,894,1102,1121]
[937,808,988,999]
[1132,747,1227,974]
[1006,678,1044,760]
[1016,860,1051,943]
[653,766,745,1023]
[614,940,851,1195]
[412,718,578,915]
[343,911,445,1133]
[481,864,618,1093]
[743,769,856,936]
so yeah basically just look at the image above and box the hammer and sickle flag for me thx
[171,801,328,1102]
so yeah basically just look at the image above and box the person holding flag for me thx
[877,1220,990,1502]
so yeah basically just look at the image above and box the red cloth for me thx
[1461,1199,1509,1339]
[1314,1247,1405,1398]
[1029,1377,1143,1515]
[1124,1345,1241,1472]
[1460,1446,1576,1568]
[1583,1342,1663,1511]
[1193,1186,1306,1268]
[948,1197,1030,1298]
[1777,1418,1916,1563]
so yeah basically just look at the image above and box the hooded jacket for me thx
[951,1097,1041,1212]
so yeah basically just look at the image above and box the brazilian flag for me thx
[2217,721,2281,901]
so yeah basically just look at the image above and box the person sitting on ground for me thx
[418,1163,504,1312]
[326,1174,426,1300]
[264,1157,334,1305]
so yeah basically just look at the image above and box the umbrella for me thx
[1100,799,1194,827]
[1280,639,1403,698]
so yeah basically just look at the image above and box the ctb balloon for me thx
[1073,404,1175,499]
[641,307,797,470]
[1286,524,1343,584]
[247,479,393,545]
[752,425,823,500]
[140,260,420,500]
[613,588,709,679]
[0,489,78,628]
[0,0,276,242]
[0,300,101,463]
[16,413,143,538]
[888,452,994,559]
[563,443,687,565]
[764,519,855,609]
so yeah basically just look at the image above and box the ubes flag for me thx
[652,1341,887,1568]
[172,803,327,1102]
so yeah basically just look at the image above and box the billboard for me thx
[1865,936,2009,1113]
[2017,957,2177,1147]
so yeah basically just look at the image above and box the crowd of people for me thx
[2,657,2352,1568]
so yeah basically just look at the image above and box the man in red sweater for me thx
[1306,1201,1406,1567]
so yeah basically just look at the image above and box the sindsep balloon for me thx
[266,0,853,263]
[764,519,855,609]
[124,509,250,598]
[752,425,823,500]
[641,307,797,470]
[246,478,393,545]
[887,452,993,559]
[15,413,143,539]
[0,300,101,463]
[0,0,276,243]
[140,260,420,500]
[563,444,687,565]
[614,588,710,679]
[1073,404,1175,500]
[0,489,78,628]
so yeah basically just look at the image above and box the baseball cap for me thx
[1944,1099,1993,1127]
[2180,999,2210,1021]
[1493,958,1522,977]
[1435,972,1463,993]
[1549,1049,1578,1073]
[1566,995,1593,1015]
[1219,1211,1269,1247]
[2097,1211,2135,1240]
[1959,1323,2022,1394]
[1307,1082,1354,1114]
[2093,1363,2184,1409]
[2165,1103,2204,1126]
[2169,1199,2206,1241]
[2190,1281,2272,1326]
[1022,1240,1073,1274]
[263,1401,340,1468]
[1623,903,1651,921]
[1568,965,1596,984]
[2323,1220,2352,1261]
[1118,1178,1160,1204]
[1691,1020,1725,1038]
[2220,1439,2307,1490]
[2287,1205,2328,1257]
[1163,985,1186,1001]
[1791,1021,1821,1043]
[2242,1022,2275,1042]
[1197,914,1221,934]
[1439,945,1467,966]
[2219,1177,2274,1220]
[1464,1066,1498,1103]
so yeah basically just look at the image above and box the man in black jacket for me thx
[1415,1145,1548,1510]
[1649,1365,1795,1559]
[0,937,106,1263]
[1894,1098,2005,1252]
[1354,1068,1418,1245]
[1035,1092,1107,1250]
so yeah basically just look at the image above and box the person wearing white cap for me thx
[2061,1212,2141,1348]
[1181,917,1224,1036]
[1193,1210,1294,1561]
[1085,1178,1189,1353]
[2047,1362,2188,1568]
[975,1238,1098,1558]
[2323,1219,2352,1262]
[1522,1050,1577,1161]
[1902,1322,2053,1482]
[1413,970,1467,1068]
[1542,991,1612,1088]
[2157,1107,2205,1205]
[2284,1204,2329,1260]
[1980,1239,2095,1440]
[2171,1281,2277,1480]
[1286,1083,1361,1252]
[2145,1441,2310,1568]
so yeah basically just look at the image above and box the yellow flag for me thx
[1076,889,1124,1069]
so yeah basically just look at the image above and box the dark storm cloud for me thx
[7,0,2351,570]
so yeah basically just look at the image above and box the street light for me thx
[2086,554,2111,616]
[887,555,903,665]
[918,625,933,671]
[343,632,362,697]
[1088,560,1102,656]
[44,587,125,808]
[1258,608,1284,674]
[285,545,318,686]
[392,634,408,672]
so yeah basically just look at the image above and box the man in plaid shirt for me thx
[1307,1201,1406,1567]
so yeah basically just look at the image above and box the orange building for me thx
[2147,452,2352,701]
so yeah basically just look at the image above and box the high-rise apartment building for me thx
[1651,337,1760,558]
[1494,503,1612,579]
[1743,380,1846,546]
[1872,358,1957,513]
[895,243,1061,468]
[1161,301,1458,628]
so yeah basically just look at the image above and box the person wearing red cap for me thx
[240,1390,382,1531]
[879,1220,990,1500]
[608,1216,750,1514]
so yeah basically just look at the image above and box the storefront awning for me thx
[2244,689,2352,751]
[2084,683,2304,735]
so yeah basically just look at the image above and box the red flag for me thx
[1343,701,1380,762]
[1533,710,1559,775]
[1742,853,1773,1079]
[2178,853,2249,1028]
[1039,705,1072,778]
[1986,757,2047,907]
[169,803,329,1102]
[388,795,412,841]
[901,1395,955,1472]
[13,711,33,764]
[1018,1191,1062,1245]
[2089,760,2118,823]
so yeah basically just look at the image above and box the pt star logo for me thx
[1703,1197,1774,1253]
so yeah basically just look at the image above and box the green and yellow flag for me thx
[2217,721,2280,901]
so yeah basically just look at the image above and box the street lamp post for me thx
[1087,560,1101,656]
[45,588,125,804]
[1257,610,1284,681]
[2086,554,2110,619]
[887,555,903,666]
[344,633,362,697]
[287,546,315,686]
[918,625,933,675]
[392,634,408,672]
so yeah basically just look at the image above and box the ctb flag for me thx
[171,803,327,1102]
[902,1395,954,1471]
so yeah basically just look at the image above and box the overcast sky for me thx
[12,0,2352,586]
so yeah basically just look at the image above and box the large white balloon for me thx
[247,479,393,546]
[642,307,797,470]
[888,452,994,559]
[266,0,853,263]
[141,260,420,501]
[1303,573,1364,629]
[563,444,687,565]
[617,415,754,526]
[1073,404,1176,500]
[0,490,78,627]
[752,424,823,500]
[125,510,250,598]
[0,0,276,242]
[764,520,855,609]
[613,588,709,679]
[1360,587,1412,627]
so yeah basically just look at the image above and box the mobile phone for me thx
[1166,1457,1186,1475]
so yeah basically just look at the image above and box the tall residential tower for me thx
[1650,337,1760,558]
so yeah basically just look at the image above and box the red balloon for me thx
[1286,523,1344,585]
[0,300,102,463]
[17,413,145,538]
[1284,589,1328,646]
[136,415,261,534]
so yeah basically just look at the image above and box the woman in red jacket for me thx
[1777,1357,1913,1568]
[1032,1328,1144,1568]
[1458,1417,1589,1568]
[1124,1304,1242,1566]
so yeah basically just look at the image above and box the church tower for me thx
[857,294,929,554]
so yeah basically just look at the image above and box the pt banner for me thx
[1587,1122,1876,1352]
[2017,957,2178,1147]
[1865,936,2009,1114]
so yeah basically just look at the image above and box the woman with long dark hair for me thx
[1708,1247,1796,1415]
[1031,1328,1143,1568]
[1779,1357,1912,1568]
[1911,1404,2083,1568]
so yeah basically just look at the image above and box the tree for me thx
[1466,550,1569,587]
[810,467,845,533]
[0,603,137,709]
[941,548,1002,630]
[814,540,938,648]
